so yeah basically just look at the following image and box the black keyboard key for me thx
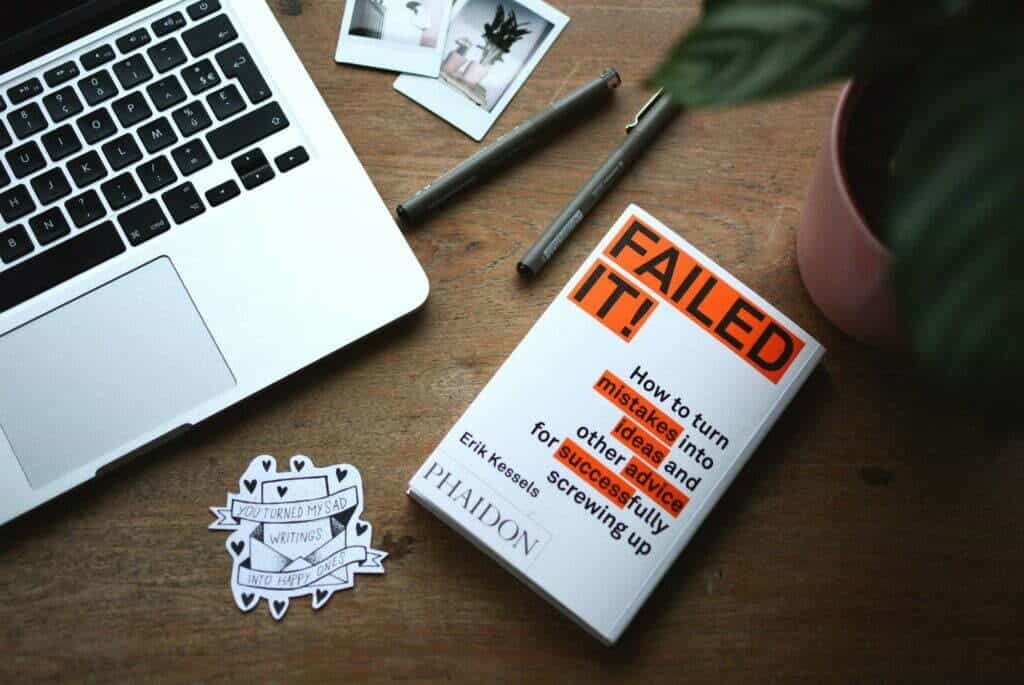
[231,149,267,176]
[207,102,288,158]
[163,182,205,224]
[240,164,274,190]
[44,62,81,88]
[148,38,187,73]
[147,75,187,111]
[42,87,84,123]
[187,0,221,21]
[8,78,43,105]
[30,168,72,205]
[0,222,125,313]
[101,172,142,210]
[8,104,48,140]
[0,185,36,222]
[205,179,239,206]
[137,155,178,193]
[153,12,187,37]
[171,140,212,176]
[119,199,170,245]
[112,55,154,89]
[276,146,309,173]
[117,28,152,54]
[101,133,143,171]
[0,121,11,150]
[0,225,33,264]
[67,150,108,188]
[41,125,82,162]
[112,92,153,127]
[29,207,71,245]
[139,117,178,154]
[173,101,212,137]
[0,164,9,190]
[66,189,106,227]
[181,59,221,95]
[216,44,271,104]
[183,14,237,58]
[81,44,116,70]
[77,108,117,144]
[6,142,46,179]
[206,84,245,120]
[78,70,118,106]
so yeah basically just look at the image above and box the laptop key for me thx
[44,62,81,88]
[173,101,212,137]
[101,173,143,210]
[240,164,274,191]
[0,165,9,190]
[216,44,272,104]
[77,108,117,144]
[67,150,108,188]
[137,155,178,193]
[8,78,43,105]
[276,146,309,173]
[205,179,239,207]
[119,199,170,245]
[42,125,82,162]
[0,222,125,313]
[66,189,106,227]
[8,103,48,140]
[29,208,71,246]
[148,38,188,73]
[0,225,33,264]
[116,28,152,54]
[187,0,221,21]
[138,117,178,154]
[43,87,84,123]
[81,44,116,70]
[171,140,212,176]
[0,185,36,222]
[30,168,72,205]
[181,59,221,95]
[163,182,205,224]
[206,84,245,120]
[231,149,267,177]
[0,121,11,150]
[112,92,153,127]
[183,15,237,58]
[207,102,288,158]
[78,70,118,106]
[101,133,143,171]
[112,55,154,89]
[153,12,187,37]
[7,142,46,179]
[148,75,187,111]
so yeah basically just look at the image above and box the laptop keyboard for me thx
[0,0,309,314]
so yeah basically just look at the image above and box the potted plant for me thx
[463,5,531,90]
[651,0,1023,396]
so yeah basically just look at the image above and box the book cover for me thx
[408,205,825,644]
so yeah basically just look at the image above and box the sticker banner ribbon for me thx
[211,488,357,527]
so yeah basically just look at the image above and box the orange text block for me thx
[611,415,672,468]
[621,458,689,517]
[594,370,683,444]
[569,259,658,343]
[553,438,636,508]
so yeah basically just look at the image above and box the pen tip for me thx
[517,262,535,278]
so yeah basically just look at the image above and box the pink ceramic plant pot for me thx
[797,82,903,348]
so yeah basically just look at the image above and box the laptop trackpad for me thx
[0,258,235,488]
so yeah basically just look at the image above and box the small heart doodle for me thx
[293,460,305,471]
[244,479,257,494]
[277,486,288,497]
[356,522,368,536]
[273,600,286,615]
[315,589,329,603]
[241,593,256,608]
[231,540,245,555]
[336,468,348,482]
[262,460,272,471]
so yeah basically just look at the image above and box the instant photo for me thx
[336,0,454,76]
[394,0,569,140]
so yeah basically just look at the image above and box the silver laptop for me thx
[0,0,429,524]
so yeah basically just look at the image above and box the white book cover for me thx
[408,205,825,644]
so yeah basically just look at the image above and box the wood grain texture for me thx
[4,1,1024,682]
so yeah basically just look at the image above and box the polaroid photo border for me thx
[336,0,455,77]
[393,0,570,140]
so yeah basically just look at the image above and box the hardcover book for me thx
[408,205,825,644]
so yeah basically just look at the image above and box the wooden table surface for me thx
[5,1,1024,682]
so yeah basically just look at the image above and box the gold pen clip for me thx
[626,88,665,133]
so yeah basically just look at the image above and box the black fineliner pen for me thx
[517,90,683,277]
[396,68,621,227]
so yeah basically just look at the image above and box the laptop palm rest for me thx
[0,258,235,488]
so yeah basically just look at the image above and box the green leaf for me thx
[650,0,977,108]
[887,21,1024,394]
